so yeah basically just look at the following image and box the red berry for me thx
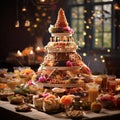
[66,61,73,66]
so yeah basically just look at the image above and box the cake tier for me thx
[45,41,78,53]
[36,67,92,88]
[38,61,91,82]
[42,52,82,67]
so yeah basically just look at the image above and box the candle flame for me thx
[17,50,22,56]
[36,46,40,51]
[30,50,34,55]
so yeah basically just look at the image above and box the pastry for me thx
[15,104,31,112]
[0,88,14,101]
[33,94,61,113]
[7,94,24,105]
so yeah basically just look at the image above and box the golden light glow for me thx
[83,52,87,57]
[36,18,40,22]
[83,31,87,36]
[84,10,87,13]
[30,50,34,55]
[91,16,94,19]
[107,49,110,53]
[84,21,86,24]
[17,50,22,56]
[42,12,46,17]
[95,38,98,42]
[100,55,103,59]
[25,20,30,27]
[102,59,105,63]
[89,35,92,39]
[22,7,27,12]
[15,20,20,28]
[82,41,85,46]
[95,38,98,45]
[94,58,97,61]
[36,46,41,51]
[33,24,38,28]
[86,25,90,29]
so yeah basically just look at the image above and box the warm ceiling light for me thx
[22,6,27,12]
[39,0,45,2]
[15,20,19,28]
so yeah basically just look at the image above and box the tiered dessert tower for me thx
[37,8,91,88]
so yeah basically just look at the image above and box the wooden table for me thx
[1,100,120,120]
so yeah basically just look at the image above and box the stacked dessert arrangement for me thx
[32,8,100,117]
[32,9,120,117]
[36,8,92,88]
[1,8,120,119]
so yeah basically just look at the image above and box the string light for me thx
[82,41,85,46]
[22,6,27,12]
[84,21,86,24]
[86,25,90,29]
[17,50,22,56]
[84,9,87,13]
[15,0,19,28]
[83,31,87,36]
[25,20,30,27]
[94,57,97,61]
[107,49,110,53]
[100,55,103,59]
[83,52,87,57]
[15,20,20,28]
[88,35,92,39]
[33,24,38,28]
[36,18,40,22]
[22,0,27,12]
[102,59,105,63]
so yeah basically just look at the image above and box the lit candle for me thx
[28,50,35,64]
[16,50,24,63]
[15,20,20,28]
[25,20,30,27]
[17,50,23,57]
[30,50,34,55]
[36,46,41,52]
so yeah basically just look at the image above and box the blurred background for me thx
[0,0,120,77]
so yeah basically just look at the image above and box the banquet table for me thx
[1,101,120,120]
